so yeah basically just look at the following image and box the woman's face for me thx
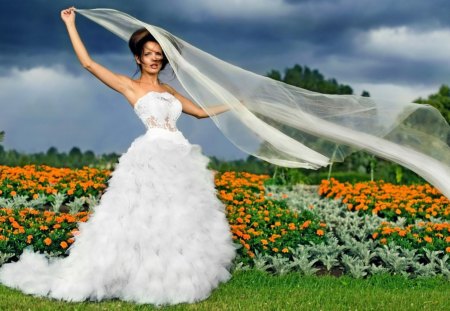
[136,41,164,74]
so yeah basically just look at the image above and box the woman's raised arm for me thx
[61,7,132,96]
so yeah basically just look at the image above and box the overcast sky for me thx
[1,0,449,160]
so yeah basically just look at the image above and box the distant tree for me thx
[84,150,96,162]
[69,147,82,158]
[0,131,4,143]
[268,64,353,95]
[46,146,58,156]
[266,70,282,81]
[361,90,371,97]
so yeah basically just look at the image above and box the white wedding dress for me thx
[0,91,237,306]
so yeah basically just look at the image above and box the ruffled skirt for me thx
[0,128,237,306]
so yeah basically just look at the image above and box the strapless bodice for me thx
[134,91,182,132]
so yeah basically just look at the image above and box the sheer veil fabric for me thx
[75,8,450,199]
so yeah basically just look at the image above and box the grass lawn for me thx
[0,269,448,310]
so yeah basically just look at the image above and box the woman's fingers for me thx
[61,7,76,22]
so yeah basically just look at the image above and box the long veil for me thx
[75,8,450,199]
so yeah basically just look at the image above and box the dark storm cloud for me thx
[2,0,449,82]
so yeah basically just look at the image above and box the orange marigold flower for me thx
[261,239,268,245]
[44,237,52,246]
[26,235,33,244]
[372,232,378,239]
[446,247,450,253]
[60,241,68,249]
[272,247,279,252]
[301,220,311,229]
[316,229,324,236]
[282,248,289,253]
[424,236,433,243]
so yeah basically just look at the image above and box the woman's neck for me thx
[136,73,160,86]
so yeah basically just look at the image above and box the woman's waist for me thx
[143,127,186,140]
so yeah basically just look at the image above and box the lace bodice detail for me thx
[134,91,182,132]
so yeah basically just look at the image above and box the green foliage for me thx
[415,85,450,124]
[208,155,272,174]
[361,90,371,97]
[267,64,353,95]
[263,166,311,186]
[0,146,120,169]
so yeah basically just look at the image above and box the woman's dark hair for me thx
[128,28,169,76]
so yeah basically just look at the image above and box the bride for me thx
[0,6,237,306]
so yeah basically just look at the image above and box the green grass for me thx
[0,269,449,310]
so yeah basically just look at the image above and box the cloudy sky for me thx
[1,0,449,160]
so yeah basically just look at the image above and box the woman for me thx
[0,6,237,306]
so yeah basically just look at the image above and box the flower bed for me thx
[215,171,327,264]
[318,178,450,254]
[0,207,88,258]
[0,164,110,200]
[1,166,449,279]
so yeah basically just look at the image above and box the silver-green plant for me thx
[0,252,15,265]
[10,194,29,209]
[341,254,369,278]
[377,243,412,274]
[309,238,342,271]
[435,254,450,280]
[270,254,294,275]
[50,193,67,213]
[369,263,390,275]
[412,261,437,278]
[29,193,48,210]
[231,261,251,272]
[66,197,86,214]
[85,193,101,212]
[0,197,12,208]
[252,249,274,273]
[347,240,378,266]
[289,245,319,276]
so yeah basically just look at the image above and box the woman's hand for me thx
[61,6,76,25]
